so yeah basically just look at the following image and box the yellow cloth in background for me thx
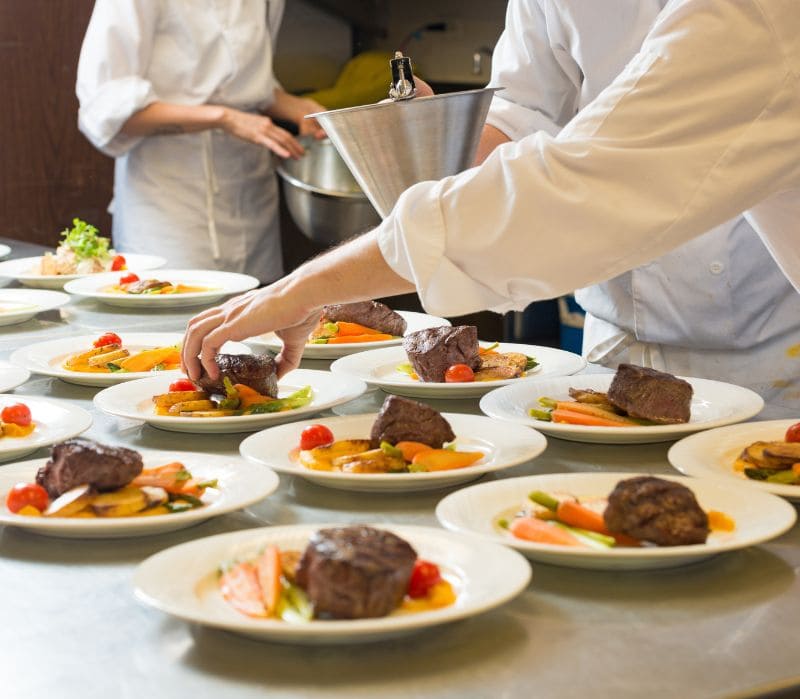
[304,51,425,109]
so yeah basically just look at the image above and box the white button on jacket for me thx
[376,0,800,414]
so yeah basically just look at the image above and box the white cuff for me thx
[486,96,561,142]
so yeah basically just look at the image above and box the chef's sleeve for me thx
[376,0,800,318]
[76,0,158,157]
[486,0,577,140]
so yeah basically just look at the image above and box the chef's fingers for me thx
[274,341,303,378]
[258,135,291,159]
[182,310,225,380]
[266,126,306,159]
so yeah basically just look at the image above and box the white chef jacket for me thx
[479,0,800,415]
[376,0,800,415]
[77,0,285,283]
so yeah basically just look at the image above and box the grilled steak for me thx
[603,476,709,546]
[369,395,455,448]
[122,279,170,294]
[606,364,692,424]
[35,438,143,499]
[403,325,480,383]
[295,526,417,619]
[195,353,278,397]
[321,301,407,336]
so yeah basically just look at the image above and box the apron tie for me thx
[202,131,221,260]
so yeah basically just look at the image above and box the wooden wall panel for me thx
[0,0,113,248]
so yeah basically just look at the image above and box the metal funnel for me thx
[309,87,500,218]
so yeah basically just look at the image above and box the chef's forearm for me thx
[280,231,416,313]
[264,88,319,125]
[120,102,228,137]
[474,124,512,165]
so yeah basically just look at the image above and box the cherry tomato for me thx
[110,254,127,271]
[407,559,442,598]
[119,272,139,285]
[93,332,122,348]
[299,424,334,451]
[444,363,475,383]
[169,379,197,393]
[785,422,800,442]
[5,482,49,514]
[1,403,32,427]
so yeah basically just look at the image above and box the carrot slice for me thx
[334,321,385,336]
[220,562,266,618]
[554,401,637,424]
[255,545,282,616]
[509,516,583,546]
[551,408,632,427]
[233,383,273,409]
[326,333,393,344]
[556,499,608,534]
[411,449,484,471]
[395,441,434,462]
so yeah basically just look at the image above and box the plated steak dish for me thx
[293,395,481,474]
[401,326,538,383]
[219,525,455,621]
[499,476,730,549]
[530,363,693,427]
[309,301,407,344]
[6,438,217,518]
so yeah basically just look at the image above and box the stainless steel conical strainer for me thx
[307,53,499,218]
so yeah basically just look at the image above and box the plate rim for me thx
[133,522,532,638]
[0,395,92,454]
[0,451,281,533]
[435,471,797,560]
[0,253,166,281]
[238,411,548,485]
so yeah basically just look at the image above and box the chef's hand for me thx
[295,98,327,140]
[219,107,305,159]
[181,283,322,382]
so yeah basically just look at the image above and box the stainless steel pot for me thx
[276,138,381,247]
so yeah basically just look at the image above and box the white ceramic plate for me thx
[668,419,800,501]
[0,253,165,290]
[0,450,280,538]
[479,374,764,444]
[94,369,367,434]
[63,269,259,308]
[10,333,251,388]
[330,343,586,399]
[0,396,92,462]
[0,244,11,259]
[134,523,531,644]
[436,472,796,571]
[239,413,547,492]
[247,311,452,359]
[0,365,30,393]
[0,289,70,326]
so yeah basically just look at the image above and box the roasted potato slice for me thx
[741,441,795,469]
[299,439,372,471]
[333,448,407,474]
[167,400,216,414]
[153,391,209,408]
[64,343,122,368]
[762,442,800,462]
[479,351,528,373]
[87,348,130,366]
[91,487,148,517]
[474,366,520,381]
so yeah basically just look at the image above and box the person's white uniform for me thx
[376,0,800,416]
[77,0,284,283]
[480,0,800,415]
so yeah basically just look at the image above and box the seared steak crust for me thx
[321,301,407,336]
[403,325,480,383]
[35,438,143,498]
[295,526,417,619]
[369,395,455,448]
[196,353,278,397]
[603,476,709,546]
[607,364,692,424]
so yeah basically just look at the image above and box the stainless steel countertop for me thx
[0,240,797,699]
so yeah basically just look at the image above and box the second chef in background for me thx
[76,0,325,284]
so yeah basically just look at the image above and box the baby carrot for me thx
[334,321,385,336]
[551,408,631,427]
[509,516,583,546]
[326,333,393,344]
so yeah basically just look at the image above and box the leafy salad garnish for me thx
[59,218,111,262]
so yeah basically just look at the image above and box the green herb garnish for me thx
[59,218,111,262]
